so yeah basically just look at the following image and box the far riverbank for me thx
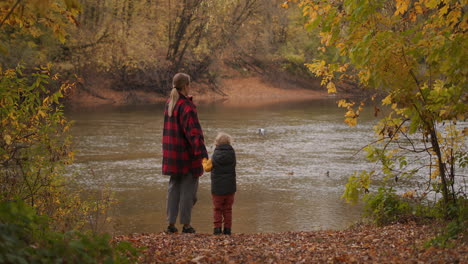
[66,76,338,108]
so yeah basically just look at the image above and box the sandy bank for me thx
[67,76,331,108]
[194,77,330,107]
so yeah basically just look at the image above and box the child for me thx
[203,132,236,235]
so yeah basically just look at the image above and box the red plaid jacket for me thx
[162,94,208,177]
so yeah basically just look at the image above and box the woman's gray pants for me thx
[166,173,199,225]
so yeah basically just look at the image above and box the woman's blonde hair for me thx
[215,132,232,146]
[168,73,191,117]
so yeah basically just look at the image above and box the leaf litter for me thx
[114,222,467,263]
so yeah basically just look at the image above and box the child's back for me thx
[211,143,236,196]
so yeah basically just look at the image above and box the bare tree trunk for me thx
[166,0,203,66]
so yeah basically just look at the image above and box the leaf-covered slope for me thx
[115,223,466,263]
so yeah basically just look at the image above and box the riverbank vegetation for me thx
[1,0,140,262]
[289,0,467,246]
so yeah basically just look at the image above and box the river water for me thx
[67,98,380,235]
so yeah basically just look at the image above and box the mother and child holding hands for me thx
[162,72,237,235]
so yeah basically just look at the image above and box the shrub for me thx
[0,200,140,263]
[426,197,467,248]
[363,187,412,226]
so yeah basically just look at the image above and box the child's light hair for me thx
[215,132,232,146]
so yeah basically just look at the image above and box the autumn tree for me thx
[0,0,93,230]
[288,0,467,220]
[62,0,321,97]
[0,0,80,67]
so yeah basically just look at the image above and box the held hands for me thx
[202,158,212,172]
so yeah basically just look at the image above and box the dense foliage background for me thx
[2,0,327,97]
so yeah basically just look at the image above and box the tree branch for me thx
[0,0,22,28]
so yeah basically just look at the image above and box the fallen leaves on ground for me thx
[114,223,467,263]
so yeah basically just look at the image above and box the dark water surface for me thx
[67,98,380,235]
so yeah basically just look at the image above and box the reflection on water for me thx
[67,98,379,235]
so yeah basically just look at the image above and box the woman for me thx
[162,73,208,234]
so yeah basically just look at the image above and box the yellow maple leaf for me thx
[394,0,410,16]
[3,134,12,145]
[345,117,357,127]
[415,2,423,14]
[438,4,449,17]
[326,82,337,93]
[345,110,355,118]
[447,9,461,27]
[382,95,392,105]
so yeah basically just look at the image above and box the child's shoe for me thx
[213,227,222,235]
[223,228,231,235]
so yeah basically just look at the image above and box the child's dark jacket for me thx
[211,144,236,195]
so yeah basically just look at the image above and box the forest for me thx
[0,0,467,262]
[3,0,324,101]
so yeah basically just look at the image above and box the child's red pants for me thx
[211,193,235,229]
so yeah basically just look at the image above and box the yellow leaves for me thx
[37,110,47,118]
[336,42,347,56]
[338,64,348,73]
[3,134,12,145]
[460,16,468,31]
[303,4,319,25]
[1,0,80,45]
[345,110,355,118]
[446,9,462,27]
[326,82,337,93]
[415,2,423,14]
[394,0,410,16]
[431,167,439,179]
[358,69,370,85]
[438,4,449,16]
[319,32,332,46]
[306,60,328,83]
[43,96,50,105]
[307,59,326,71]
[423,0,441,9]
[4,68,16,77]
[458,114,466,122]
[402,190,416,198]
[345,116,357,127]
[382,95,393,105]
[439,109,448,119]
[307,60,345,95]
[338,100,363,127]
[338,99,354,108]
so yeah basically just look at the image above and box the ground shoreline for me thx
[66,76,336,109]
[114,222,466,263]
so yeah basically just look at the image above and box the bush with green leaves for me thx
[0,200,140,263]
[363,187,412,226]
[426,197,467,248]
[0,65,93,231]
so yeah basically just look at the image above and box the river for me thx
[67,98,380,235]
